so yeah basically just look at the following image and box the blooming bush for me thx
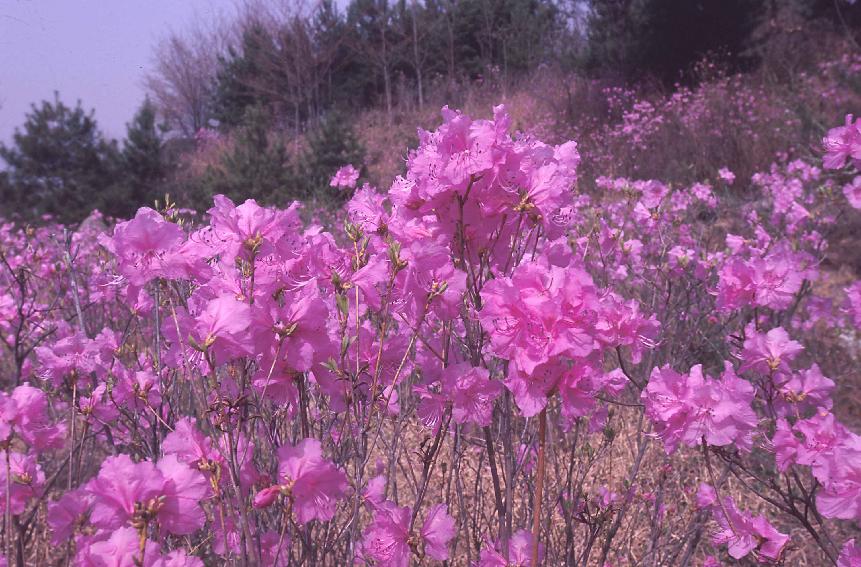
[0,104,860,566]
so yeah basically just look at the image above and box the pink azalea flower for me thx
[77,526,161,567]
[154,549,205,567]
[771,418,799,472]
[642,363,756,453]
[362,501,413,567]
[696,483,717,509]
[0,384,66,449]
[348,185,389,236]
[477,529,543,566]
[191,294,253,361]
[479,261,599,376]
[416,386,448,432]
[710,495,789,561]
[639,180,669,209]
[844,176,861,210]
[440,363,503,427]
[777,363,834,415]
[421,503,456,560]
[162,417,218,470]
[157,455,210,535]
[839,539,861,567]
[363,474,387,510]
[718,167,736,184]
[207,194,301,262]
[823,114,861,170]
[740,327,803,375]
[256,439,350,524]
[112,368,162,412]
[108,207,196,286]
[330,164,360,189]
[749,249,806,310]
[0,451,45,515]
[815,451,861,523]
[503,359,564,417]
[47,489,91,544]
[252,284,333,374]
[398,241,467,321]
[86,454,208,535]
[36,331,104,387]
[362,501,455,566]
[593,294,660,363]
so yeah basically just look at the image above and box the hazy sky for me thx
[0,0,237,144]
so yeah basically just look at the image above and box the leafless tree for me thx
[347,0,408,124]
[144,21,230,137]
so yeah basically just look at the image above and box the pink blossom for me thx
[441,363,503,427]
[36,331,105,387]
[740,327,803,375]
[85,454,208,535]
[823,114,861,170]
[363,474,387,510]
[207,194,301,261]
[191,294,253,361]
[112,368,162,412]
[771,418,799,472]
[268,439,350,523]
[154,549,205,567]
[399,241,466,321]
[0,384,66,449]
[718,167,736,184]
[108,207,196,286]
[47,489,91,544]
[479,261,599,376]
[710,495,789,561]
[0,451,45,515]
[362,501,455,566]
[77,526,161,567]
[844,176,861,209]
[330,164,360,189]
[362,502,412,567]
[839,539,861,567]
[777,363,834,414]
[157,455,210,535]
[252,284,333,374]
[477,529,543,566]
[421,504,456,560]
[642,363,756,453]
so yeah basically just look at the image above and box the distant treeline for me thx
[1,0,858,222]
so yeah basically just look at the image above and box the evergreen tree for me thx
[302,111,365,205]
[587,0,766,84]
[0,94,121,223]
[121,98,168,210]
[197,105,294,204]
[211,24,272,129]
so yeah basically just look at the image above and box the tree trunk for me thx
[411,2,424,110]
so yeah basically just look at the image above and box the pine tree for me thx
[211,24,273,129]
[302,111,365,205]
[122,98,168,210]
[587,0,766,84]
[0,93,120,223]
[197,105,295,204]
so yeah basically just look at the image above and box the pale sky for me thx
[0,0,238,145]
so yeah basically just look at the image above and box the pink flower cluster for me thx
[0,108,859,566]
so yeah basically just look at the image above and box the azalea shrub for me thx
[1,105,861,567]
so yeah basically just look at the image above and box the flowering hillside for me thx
[2,94,861,567]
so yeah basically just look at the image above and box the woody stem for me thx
[532,407,547,565]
